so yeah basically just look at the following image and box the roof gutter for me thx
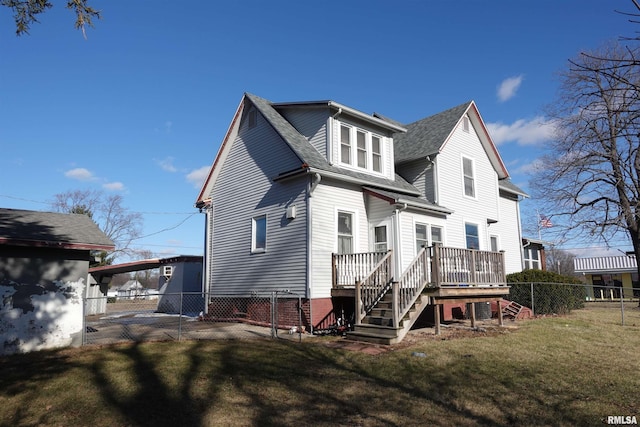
[287,167,422,197]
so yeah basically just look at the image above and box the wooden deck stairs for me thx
[346,290,430,345]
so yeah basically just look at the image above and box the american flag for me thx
[539,214,552,228]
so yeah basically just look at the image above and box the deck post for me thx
[469,302,476,328]
[434,304,441,335]
[331,253,336,288]
[431,244,441,287]
[355,280,362,325]
[392,281,399,328]
[497,298,504,326]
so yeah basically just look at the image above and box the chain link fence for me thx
[505,282,638,325]
[83,291,305,346]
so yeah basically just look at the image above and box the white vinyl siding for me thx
[278,107,329,158]
[209,109,308,296]
[311,181,369,298]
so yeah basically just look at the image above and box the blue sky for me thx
[0,0,635,260]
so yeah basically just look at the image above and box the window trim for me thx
[336,209,356,254]
[251,214,267,253]
[461,155,476,199]
[337,121,385,175]
[524,247,541,269]
[464,221,480,250]
[490,235,499,252]
[431,225,444,245]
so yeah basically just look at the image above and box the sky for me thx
[0,0,636,261]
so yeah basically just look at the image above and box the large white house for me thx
[196,93,527,343]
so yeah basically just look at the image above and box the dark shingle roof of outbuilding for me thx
[393,101,472,164]
[246,93,420,195]
[0,208,115,250]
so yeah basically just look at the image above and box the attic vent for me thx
[162,266,173,277]
[462,116,470,132]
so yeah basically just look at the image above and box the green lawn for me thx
[1,303,639,426]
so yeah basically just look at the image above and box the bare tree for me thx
[1,0,100,36]
[532,42,640,284]
[545,247,578,277]
[51,189,143,262]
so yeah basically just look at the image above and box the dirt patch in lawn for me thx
[321,320,518,354]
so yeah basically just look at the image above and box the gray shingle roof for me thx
[0,208,115,249]
[498,178,528,197]
[245,93,420,195]
[393,101,473,164]
[362,187,453,214]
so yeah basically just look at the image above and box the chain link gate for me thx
[83,290,304,346]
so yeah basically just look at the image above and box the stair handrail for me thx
[355,250,393,324]
[394,247,431,326]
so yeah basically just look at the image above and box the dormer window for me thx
[357,130,367,168]
[338,123,385,174]
[372,136,382,173]
[340,125,351,165]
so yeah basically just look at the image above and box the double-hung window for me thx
[340,125,351,165]
[373,225,387,252]
[337,211,354,254]
[462,156,475,198]
[372,136,382,173]
[251,215,267,253]
[465,222,480,250]
[357,130,367,168]
[431,226,443,245]
[524,248,540,269]
[415,223,428,254]
[338,124,383,174]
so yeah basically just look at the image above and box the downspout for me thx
[393,203,408,279]
[307,173,321,333]
[200,202,212,315]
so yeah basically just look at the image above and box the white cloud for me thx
[156,157,177,172]
[487,116,556,146]
[64,167,96,181]
[514,158,545,175]
[497,75,524,102]
[165,121,173,133]
[186,166,210,189]
[103,181,125,191]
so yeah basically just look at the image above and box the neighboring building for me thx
[89,255,204,314]
[522,237,547,270]
[574,255,639,299]
[0,208,114,355]
[196,93,528,343]
[116,280,146,300]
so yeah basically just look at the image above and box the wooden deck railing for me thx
[431,245,507,287]
[353,251,393,324]
[392,247,431,327]
[332,251,389,287]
